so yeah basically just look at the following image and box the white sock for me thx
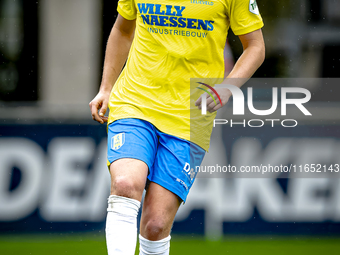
[139,234,171,255]
[106,195,141,255]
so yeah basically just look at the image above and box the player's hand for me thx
[89,91,110,124]
[195,88,231,113]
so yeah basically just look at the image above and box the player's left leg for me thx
[139,182,180,255]
[138,130,205,255]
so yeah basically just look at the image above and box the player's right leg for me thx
[106,158,148,255]
[105,119,158,255]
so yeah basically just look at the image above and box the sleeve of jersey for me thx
[117,0,137,20]
[229,0,264,36]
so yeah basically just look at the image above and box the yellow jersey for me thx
[108,0,264,151]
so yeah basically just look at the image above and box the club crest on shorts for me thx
[112,133,125,150]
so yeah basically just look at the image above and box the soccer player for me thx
[89,0,265,254]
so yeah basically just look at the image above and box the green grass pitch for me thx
[0,234,339,255]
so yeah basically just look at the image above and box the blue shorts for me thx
[107,118,205,202]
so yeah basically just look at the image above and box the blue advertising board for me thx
[0,123,340,236]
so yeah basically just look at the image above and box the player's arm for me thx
[89,14,136,124]
[227,29,265,79]
[196,29,265,112]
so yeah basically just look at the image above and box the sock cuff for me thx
[139,234,171,253]
[107,195,141,217]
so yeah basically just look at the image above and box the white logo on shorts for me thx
[112,133,125,150]
[183,162,190,172]
[189,168,196,180]
[176,178,188,190]
[183,162,196,181]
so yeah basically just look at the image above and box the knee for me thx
[142,218,168,241]
[112,176,143,200]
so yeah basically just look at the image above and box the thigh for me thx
[109,158,148,201]
[107,118,158,201]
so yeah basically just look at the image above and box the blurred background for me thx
[0,0,340,254]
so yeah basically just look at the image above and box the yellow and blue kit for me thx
[107,0,263,200]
